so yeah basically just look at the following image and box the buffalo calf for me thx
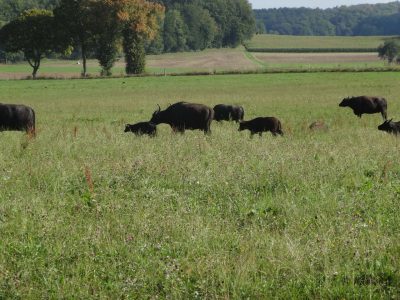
[0,103,35,135]
[239,117,283,137]
[378,119,400,135]
[339,96,387,120]
[124,122,157,137]
[213,104,244,122]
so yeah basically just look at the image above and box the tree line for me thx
[254,2,400,36]
[146,0,255,53]
[0,0,255,78]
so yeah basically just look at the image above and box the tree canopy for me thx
[0,9,66,78]
[378,39,400,64]
[153,0,255,51]
[0,0,59,26]
[1,0,255,54]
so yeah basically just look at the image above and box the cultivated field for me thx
[1,72,400,298]
[0,49,393,79]
[247,34,392,50]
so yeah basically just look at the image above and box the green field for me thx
[246,34,392,50]
[1,72,400,298]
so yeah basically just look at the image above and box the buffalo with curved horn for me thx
[150,101,214,134]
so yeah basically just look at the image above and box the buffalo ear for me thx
[389,118,393,122]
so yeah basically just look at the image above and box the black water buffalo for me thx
[339,96,387,120]
[124,122,157,137]
[213,104,244,122]
[378,119,400,135]
[150,102,214,134]
[239,117,283,137]
[0,103,35,134]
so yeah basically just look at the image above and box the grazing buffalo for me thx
[213,104,244,122]
[378,119,400,135]
[339,96,387,120]
[239,117,283,137]
[0,103,35,134]
[124,122,157,137]
[150,102,214,134]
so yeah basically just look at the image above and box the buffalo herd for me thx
[0,95,398,138]
[127,102,283,137]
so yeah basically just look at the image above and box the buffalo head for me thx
[378,119,394,132]
[150,104,162,124]
[339,97,352,107]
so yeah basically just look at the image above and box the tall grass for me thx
[0,73,400,298]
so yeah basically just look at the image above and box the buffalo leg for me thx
[27,125,36,137]
[382,110,387,121]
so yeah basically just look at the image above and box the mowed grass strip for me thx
[0,73,400,298]
[246,34,392,50]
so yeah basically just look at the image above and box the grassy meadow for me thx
[1,72,400,298]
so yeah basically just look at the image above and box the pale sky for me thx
[249,0,397,9]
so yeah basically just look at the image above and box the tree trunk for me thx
[27,56,41,79]
[32,65,39,79]
[123,29,145,75]
[81,42,87,77]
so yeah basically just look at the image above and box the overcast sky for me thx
[249,0,397,9]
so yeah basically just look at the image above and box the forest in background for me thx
[0,0,255,55]
[254,2,400,36]
[2,1,399,52]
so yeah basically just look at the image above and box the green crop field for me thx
[246,34,393,50]
[1,72,400,298]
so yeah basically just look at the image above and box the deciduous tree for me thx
[54,0,97,77]
[111,0,164,74]
[378,40,400,64]
[163,9,187,52]
[0,9,63,78]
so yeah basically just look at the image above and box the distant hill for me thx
[254,2,400,36]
